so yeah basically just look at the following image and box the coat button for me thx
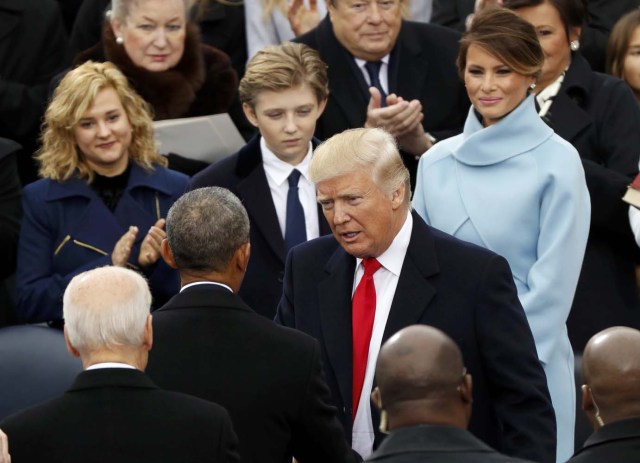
[277,271,284,283]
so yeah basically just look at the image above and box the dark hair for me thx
[503,0,587,40]
[457,8,544,80]
[607,9,640,78]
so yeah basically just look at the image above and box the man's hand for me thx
[138,218,166,268]
[365,88,431,155]
[0,429,11,463]
[365,88,423,137]
[112,226,138,267]
[288,0,321,36]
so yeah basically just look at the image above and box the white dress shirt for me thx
[261,138,320,242]
[351,212,413,459]
[86,362,136,370]
[180,281,233,293]
[355,54,391,95]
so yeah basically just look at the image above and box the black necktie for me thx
[365,61,387,107]
[284,169,307,252]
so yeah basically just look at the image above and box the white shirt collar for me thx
[180,281,233,293]
[354,54,391,68]
[86,362,136,371]
[356,212,412,276]
[260,137,313,187]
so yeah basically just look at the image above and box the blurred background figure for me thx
[16,61,187,325]
[414,8,590,461]
[0,138,22,328]
[2,266,240,463]
[368,325,534,463]
[70,0,247,78]
[0,430,8,463]
[247,0,432,63]
[71,0,248,174]
[504,0,640,353]
[433,0,640,72]
[570,326,640,462]
[0,0,69,186]
[607,8,640,103]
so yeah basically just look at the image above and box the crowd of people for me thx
[2,0,640,462]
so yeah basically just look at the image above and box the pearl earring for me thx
[570,40,580,51]
[116,36,124,45]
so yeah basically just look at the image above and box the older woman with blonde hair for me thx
[16,61,188,324]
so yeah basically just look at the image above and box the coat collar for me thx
[369,425,497,459]
[159,283,254,314]
[454,95,553,166]
[578,417,640,452]
[44,162,174,202]
[68,368,157,392]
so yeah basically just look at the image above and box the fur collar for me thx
[77,22,207,120]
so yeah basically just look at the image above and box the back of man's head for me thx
[582,326,640,428]
[373,325,472,431]
[165,187,250,273]
[63,266,151,356]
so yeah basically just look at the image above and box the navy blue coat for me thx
[275,212,557,463]
[188,135,331,319]
[16,163,187,322]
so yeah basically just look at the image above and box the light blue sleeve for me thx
[519,140,591,364]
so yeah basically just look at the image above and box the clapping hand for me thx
[288,0,321,36]
[138,218,166,268]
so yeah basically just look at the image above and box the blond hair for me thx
[310,128,411,208]
[111,0,192,22]
[239,42,328,106]
[38,61,166,182]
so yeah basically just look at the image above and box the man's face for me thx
[316,169,406,259]
[328,0,403,61]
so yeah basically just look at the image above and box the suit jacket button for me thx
[277,271,284,283]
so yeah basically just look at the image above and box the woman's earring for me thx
[570,40,580,51]
[529,82,537,90]
[116,36,124,45]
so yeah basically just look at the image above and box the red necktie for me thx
[352,257,382,421]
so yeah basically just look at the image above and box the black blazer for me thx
[568,418,640,463]
[146,285,358,463]
[366,425,535,463]
[431,0,474,32]
[547,54,640,351]
[0,368,240,463]
[188,135,331,319]
[275,212,556,463]
[295,17,468,180]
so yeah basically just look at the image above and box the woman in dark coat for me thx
[506,0,640,351]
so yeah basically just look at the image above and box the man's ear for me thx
[371,386,383,411]
[242,103,259,128]
[160,239,178,269]
[144,314,153,352]
[390,183,406,210]
[64,327,81,358]
[236,242,251,272]
[316,97,328,118]
[459,373,473,404]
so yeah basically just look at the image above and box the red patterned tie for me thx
[352,257,382,421]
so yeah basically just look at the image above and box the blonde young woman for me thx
[16,61,188,324]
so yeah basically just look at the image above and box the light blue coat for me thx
[414,95,590,463]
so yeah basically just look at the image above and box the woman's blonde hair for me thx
[38,61,166,182]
